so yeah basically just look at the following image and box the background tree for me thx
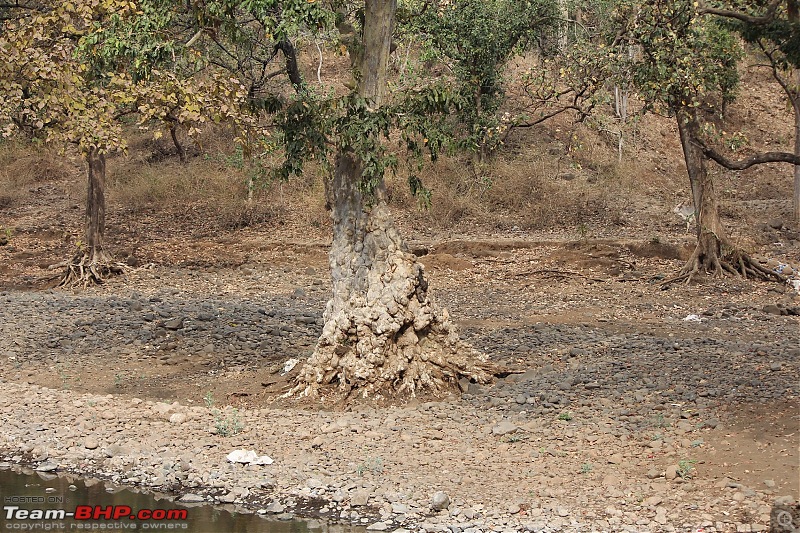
[412,0,558,166]
[0,0,252,286]
[707,0,800,223]
[623,0,784,283]
[0,0,139,286]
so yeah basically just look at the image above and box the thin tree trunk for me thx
[793,93,800,223]
[294,0,494,399]
[170,124,186,163]
[677,108,704,227]
[676,107,729,275]
[60,148,124,287]
[85,148,109,263]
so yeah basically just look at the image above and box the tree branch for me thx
[699,142,800,170]
[698,0,782,25]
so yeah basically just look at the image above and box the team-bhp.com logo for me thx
[3,505,188,529]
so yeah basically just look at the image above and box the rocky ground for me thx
[1,231,799,533]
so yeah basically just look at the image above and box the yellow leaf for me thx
[153,130,162,140]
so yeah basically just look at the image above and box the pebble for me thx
[432,491,450,511]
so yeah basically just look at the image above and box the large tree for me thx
[286,0,499,400]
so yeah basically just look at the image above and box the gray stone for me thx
[351,490,370,506]
[264,501,285,513]
[179,493,205,503]
[163,317,185,330]
[104,444,128,458]
[366,522,389,531]
[391,503,409,514]
[431,491,450,511]
[218,492,237,504]
[35,462,58,472]
[84,437,99,450]
[169,413,187,424]
[492,421,518,436]
[306,478,325,489]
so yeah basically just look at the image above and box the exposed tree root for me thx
[291,318,504,404]
[58,251,128,289]
[661,243,785,287]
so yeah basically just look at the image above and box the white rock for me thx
[282,358,299,375]
[226,449,273,465]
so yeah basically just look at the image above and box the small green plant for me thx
[577,223,589,241]
[557,411,573,421]
[113,372,128,388]
[503,433,527,443]
[650,413,667,428]
[649,235,661,245]
[213,408,244,437]
[580,463,593,474]
[356,456,384,476]
[0,225,11,245]
[55,365,76,390]
[203,391,215,408]
[677,459,697,479]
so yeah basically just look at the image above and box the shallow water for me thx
[0,466,359,533]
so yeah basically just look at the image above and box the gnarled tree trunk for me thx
[60,148,125,287]
[666,107,781,284]
[293,0,495,400]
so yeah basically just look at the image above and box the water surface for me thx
[0,466,359,533]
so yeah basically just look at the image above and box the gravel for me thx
[0,262,798,533]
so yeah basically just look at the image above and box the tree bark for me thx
[275,40,304,92]
[170,124,187,163]
[293,0,494,399]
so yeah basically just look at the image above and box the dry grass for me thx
[107,130,331,233]
[383,116,659,232]
[0,115,677,241]
[0,140,78,208]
